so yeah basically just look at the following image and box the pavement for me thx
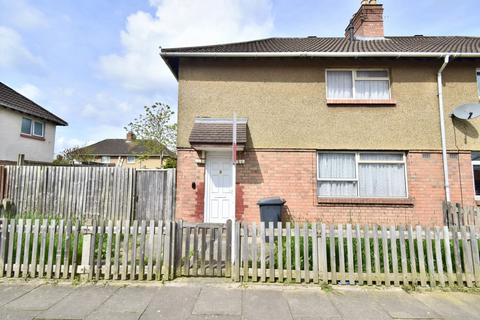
[0,279,479,320]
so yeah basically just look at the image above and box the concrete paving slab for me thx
[412,292,480,320]
[36,285,118,320]
[140,285,200,320]
[283,290,341,320]
[192,287,242,316]
[328,290,391,320]
[0,308,39,320]
[4,285,74,311]
[187,315,241,320]
[368,289,441,319]
[0,284,38,307]
[447,292,480,316]
[242,289,293,320]
[86,286,157,320]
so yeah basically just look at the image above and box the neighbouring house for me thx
[78,132,176,169]
[161,0,480,225]
[0,82,67,163]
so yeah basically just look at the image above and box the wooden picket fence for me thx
[444,202,480,228]
[0,166,176,221]
[0,218,479,288]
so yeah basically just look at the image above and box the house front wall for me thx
[177,58,480,151]
[0,107,56,162]
[175,57,480,225]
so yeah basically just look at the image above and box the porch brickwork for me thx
[176,149,475,226]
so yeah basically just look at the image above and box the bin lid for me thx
[257,197,286,205]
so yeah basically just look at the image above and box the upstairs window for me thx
[101,156,111,164]
[127,156,136,164]
[21,117,44,137]
[317,152,407,198]
[326,69,391,100]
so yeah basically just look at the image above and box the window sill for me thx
[317,197,414,207]
[20,133,45,141]
[327,99,397,106]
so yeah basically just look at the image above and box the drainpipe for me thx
[437,55,451,202]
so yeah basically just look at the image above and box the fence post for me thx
[80,218,93,279]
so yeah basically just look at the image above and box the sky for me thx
[1,0,479,154]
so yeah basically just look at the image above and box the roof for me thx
[161,36,480,78]
[79,139,176,158]
[0,82,67,126]
[189,118,247,145]
[162,36,480,54]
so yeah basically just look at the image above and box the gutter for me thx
[437,55,451,203]
[160,51,480,59]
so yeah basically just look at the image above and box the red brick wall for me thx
[176,149,475,226]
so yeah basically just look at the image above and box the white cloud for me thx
[16,83,41,101]
[99,0,274,92]
[0,26,42,69]
[0,0,47,30]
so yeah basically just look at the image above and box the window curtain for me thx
[318,153,356,197]
[318,181,357,197]
[355,80,390,99]
[359,163,406,197]
[327,71,353,99]
[318,153,355,178]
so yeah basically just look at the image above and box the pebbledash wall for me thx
[176,148,475,226]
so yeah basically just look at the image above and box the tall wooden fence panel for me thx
[4,166,135,220]
[2,166,176,221]
[135,169,176,221]
[0,219,478,288]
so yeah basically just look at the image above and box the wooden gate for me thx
[135,169,176,221]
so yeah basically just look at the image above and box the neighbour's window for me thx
[326,69,391,100]
[20,117,45,137]
[476,69,480,97]
[127,156,136,164]
[101,156,111,164]
[472,152,480,199]
[317,152,407,198]
[21,118,32,135]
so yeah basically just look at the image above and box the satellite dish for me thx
[451,103,480,120]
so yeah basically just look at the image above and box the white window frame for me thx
[21,117,45,138]
[325,69,392,100]
[472,153,480,200]
[101,156,111,164]
[476,68,480,99]
[127,156,136,164]
[317,151,408,198]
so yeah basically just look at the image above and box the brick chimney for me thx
[126,131,136,142]
[345,0,384,40]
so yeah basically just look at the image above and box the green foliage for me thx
[124,102,177,162]
[53,146,95,165]
[163,157,177,169]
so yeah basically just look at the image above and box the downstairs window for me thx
[317,152,407,198]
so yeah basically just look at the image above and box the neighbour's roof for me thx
[189,118,248,145]
[0,82,67,126]
[162,36,480,54]
[79,139,176,158]
[161,36,480,78]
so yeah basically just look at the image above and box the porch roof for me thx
[189,117,248,147]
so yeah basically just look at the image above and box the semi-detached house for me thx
[161,1,480,226]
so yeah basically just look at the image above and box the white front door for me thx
[204,151,234,223]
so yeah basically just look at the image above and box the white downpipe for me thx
[437,55,451,203]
